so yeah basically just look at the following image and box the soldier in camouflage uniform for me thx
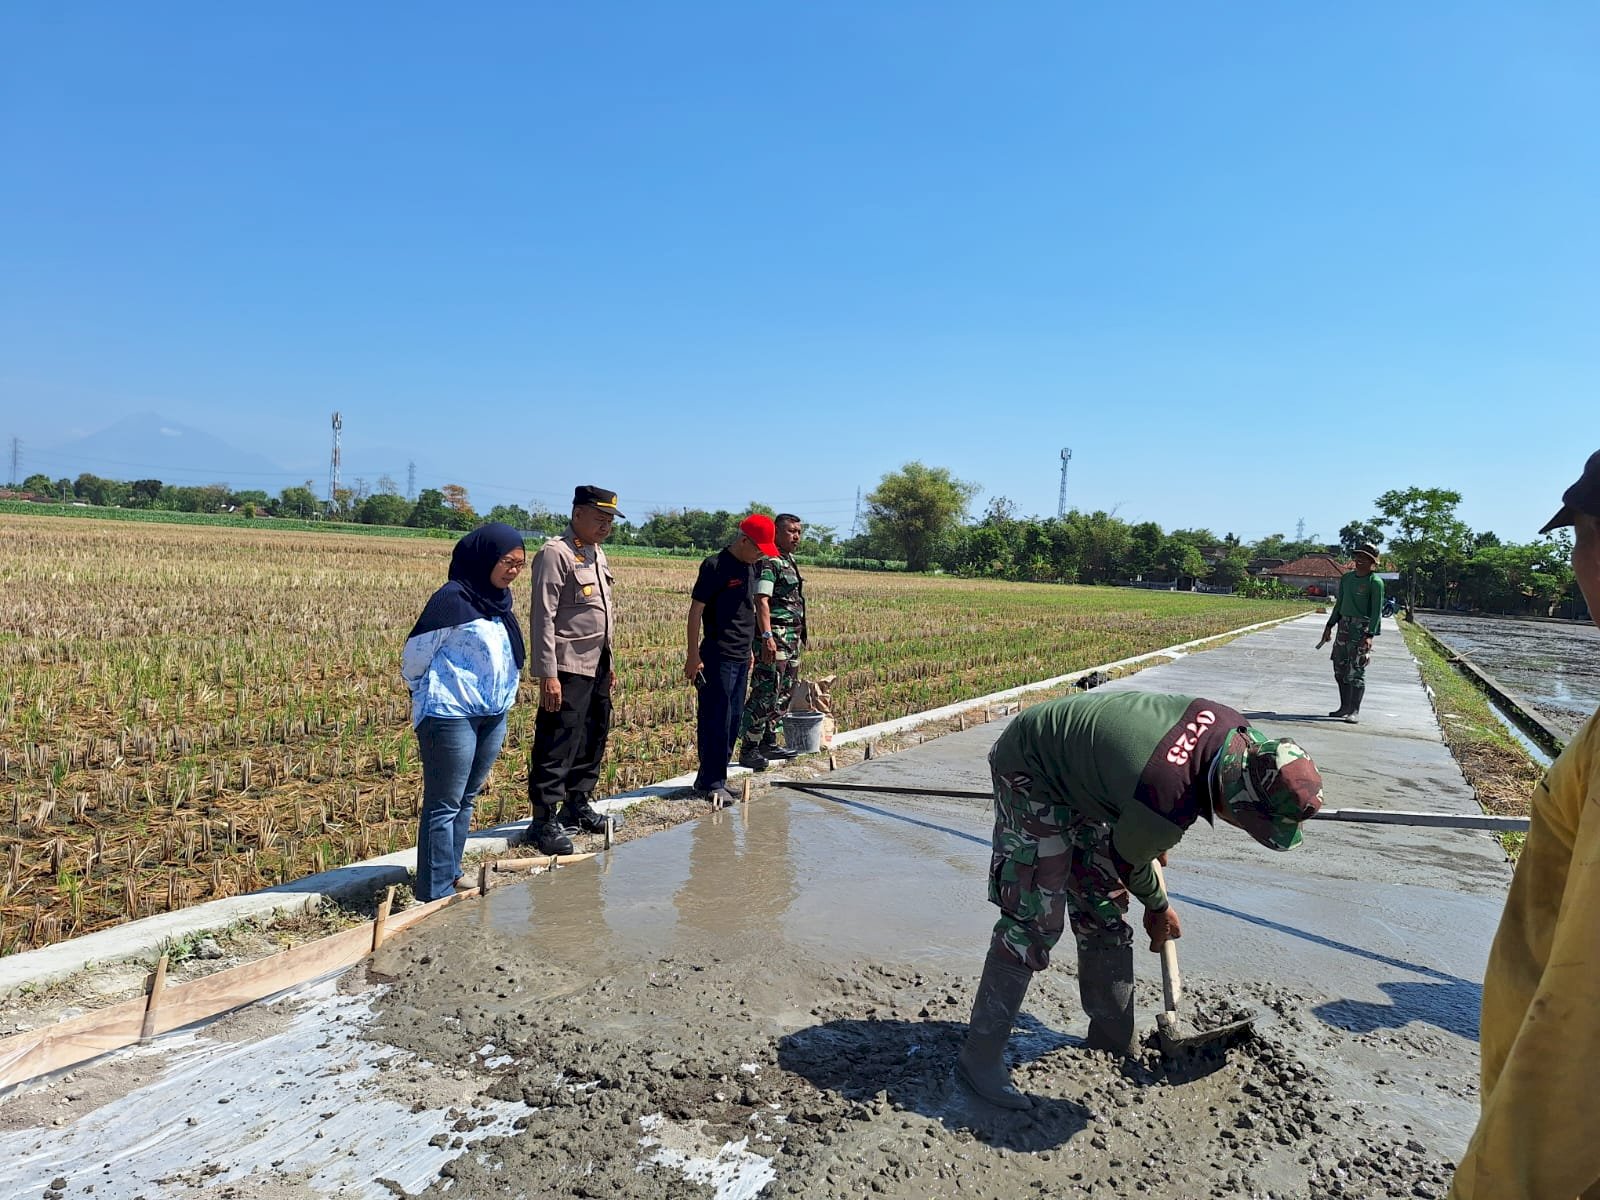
[957,690,1324,1110]
[1316,543,1385,724]
[738,514,808,771]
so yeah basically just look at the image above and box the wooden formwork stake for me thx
[604,816,615,849]
[864,741,874,760]
[372,885,396,951]
[478,862,492,894]
[493,851,598,872]
[741,779,751,805]
[827,752,837,771]
[140,953,169,1042]
[959,713,967,731]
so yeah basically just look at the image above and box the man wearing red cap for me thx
[684,514,776,804]
[1449,448,1600,1200]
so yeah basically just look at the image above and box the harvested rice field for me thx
[0,515,1310,953]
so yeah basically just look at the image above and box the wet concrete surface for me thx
[1417,610,1600,740]
[5,613,1504,1198]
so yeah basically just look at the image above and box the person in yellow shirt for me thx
[1449,448,1600,1200]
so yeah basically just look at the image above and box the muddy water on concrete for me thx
[368,790,1461,1199]
[1420,612,1600,739]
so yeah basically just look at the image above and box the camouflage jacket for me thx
[755,553,807,642]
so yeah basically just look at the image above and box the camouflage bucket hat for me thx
[1220,729,1324,851]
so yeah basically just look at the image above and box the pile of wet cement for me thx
[366,928,1459,1200]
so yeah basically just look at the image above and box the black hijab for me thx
[407,523,526,669]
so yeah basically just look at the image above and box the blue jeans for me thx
[693,655,749,792]
[415,713,508,902]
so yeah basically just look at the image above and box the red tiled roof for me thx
[1264,554,1350,579]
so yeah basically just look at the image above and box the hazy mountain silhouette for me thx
[46,413,295,487]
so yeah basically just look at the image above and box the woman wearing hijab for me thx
[402,523,527,902]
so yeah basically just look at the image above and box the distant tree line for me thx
[8,466,1579,616]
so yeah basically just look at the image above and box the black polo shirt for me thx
[693,549,757,660]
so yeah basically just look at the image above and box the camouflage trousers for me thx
[987,760,1133,972]
[739,629,801,747]
[1331,617,1374,689]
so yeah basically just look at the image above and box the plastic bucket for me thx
[781,711,826,754]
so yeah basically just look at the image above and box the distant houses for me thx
[1262,553,1399,597]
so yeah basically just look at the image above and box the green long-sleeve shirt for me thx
[1331,570,1384,637]
[988,691,1247,910]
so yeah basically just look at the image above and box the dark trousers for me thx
[528,652,612,825]
[693,654,749,792]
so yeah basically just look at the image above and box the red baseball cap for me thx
[738,514,779,557]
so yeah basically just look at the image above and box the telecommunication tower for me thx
[9,437,19,486]
[1057,447,1073,518]
[406,460,417,502]
[328,412,343,508]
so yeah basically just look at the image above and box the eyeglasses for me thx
[497,555,527,572]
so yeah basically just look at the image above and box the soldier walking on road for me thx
[1449,448,1600,1200]
[526,485,626,857]
[956,690,1324,1110]
[1317,543,1384,723]
[738,513,808,771]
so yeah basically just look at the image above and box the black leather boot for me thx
[1344,684,1364,724]
[1328,679,1350,718]
[530,821,573,856]
[760,739,799,760]
[560,794,617,834]
[1079,942,1137,1057]
[737,743,769,772]
[955,946,1034,1110]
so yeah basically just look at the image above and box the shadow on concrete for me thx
[1241,710,1343,725]
[1172,891,1472,986]
[777,1017,1090,1150]
[1312,980,1482,1040]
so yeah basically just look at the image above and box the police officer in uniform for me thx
[526,485,625,856]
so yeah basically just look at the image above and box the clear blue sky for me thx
[3,3,1597,543]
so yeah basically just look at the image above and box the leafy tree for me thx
[485,504,535,529]
[128,479,164,508]
[1372,487,1472,609]
[21,472,52,495]
[358,492,412,527]
[1125,522,1164,581]
[1207,546,1253,590]
[277,483,319,518]
[1337,520,1386,556]
[864,462,978,572]
[73,473,126,506]
[1158,536,1209,586]
[1248,532,1328,562]
[438,484,477,530]
[407,488,452,529]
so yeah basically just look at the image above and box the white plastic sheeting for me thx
[0,978,529,1198]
